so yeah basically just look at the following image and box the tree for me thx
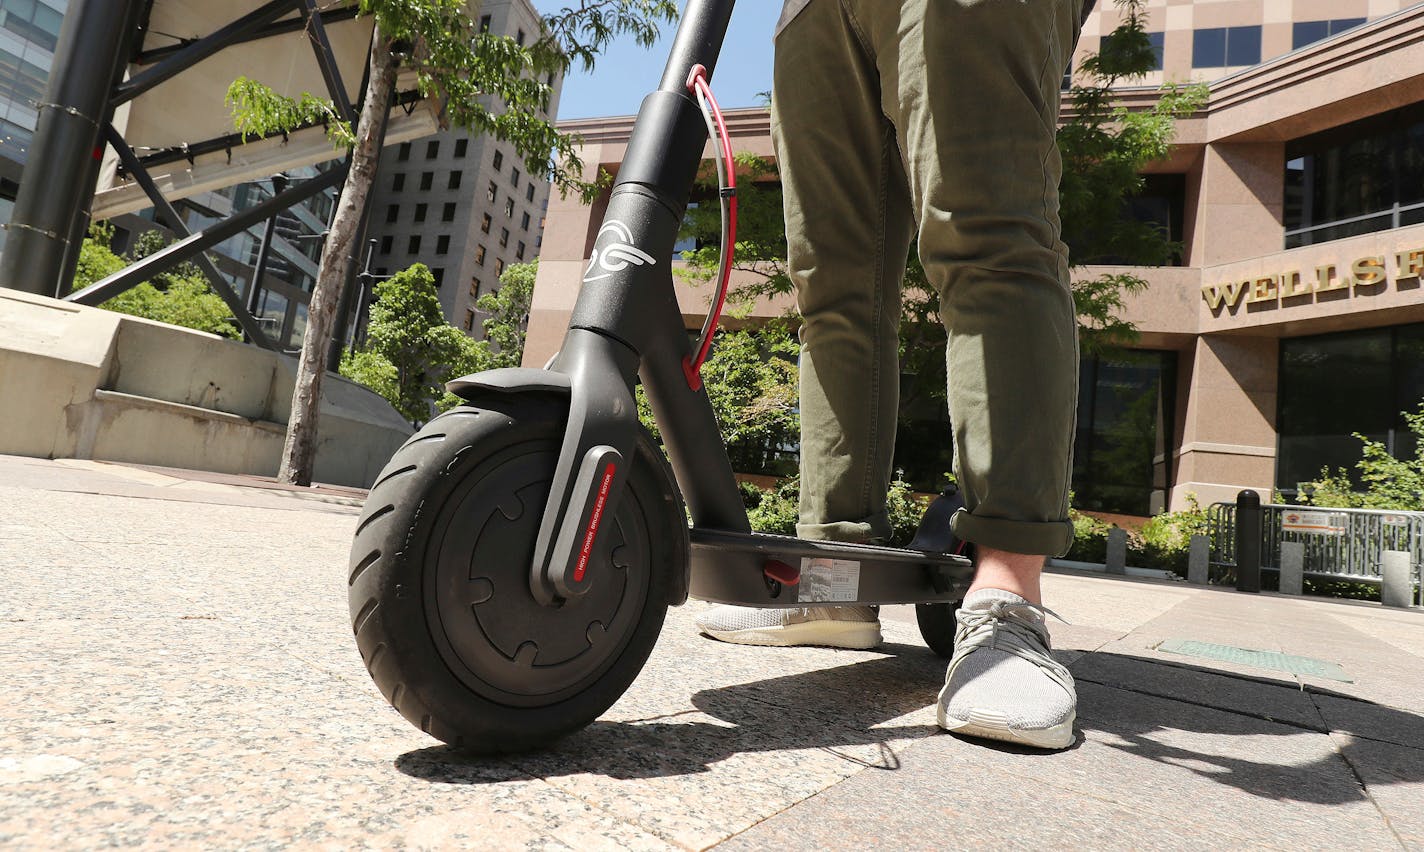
[471,258,536,370]
[1301,402,1424,510]
[228,0,678,485]
[341,263,481,426]
[636,321,801,476]
[75,224,241,340]
[1059,0,1206,355]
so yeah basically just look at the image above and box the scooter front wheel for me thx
[348,395,680,752]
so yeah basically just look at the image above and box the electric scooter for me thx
[347,0,974,753]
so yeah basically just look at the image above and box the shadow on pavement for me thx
[395,645,1424,803]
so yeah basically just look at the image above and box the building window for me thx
[504,198,514,217]
[454,138,468,158]
[414,203,427,223]
[397,142,411,161]
[499,227,509,248]
[479,15,491,32]
[464,308,475,330]
[392,172,405,191]
[380,235,392,255]
[426,140,439,159]
[526,183,536,202]
[495,258,506,275]
[470,277,480,297]
[1292,18,1367,49]
[1147,31,1165,70]
[492,150,504,171]
[487,180,498,202]
[1277,324,1424,498]
[516,241,526,260]
[1069,351,1177,516]
[511,167,520,187]
[437,234,450,254]
[480,213,492,234]
[408,235,421,254]
[386,204,399,223]
[516,29,525,46]
[521,211,530,231]
[475,244,486,265]
[1192,25,1261,68]
[546,73,555,87]
[448,171,462,190]
[420,171,434,190]
[442,202,456,222]
[1283,102,1424,248]
[431,267,444,288]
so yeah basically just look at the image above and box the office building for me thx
[525,1,1424,516]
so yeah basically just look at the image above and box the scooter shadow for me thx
[395,642,981,783]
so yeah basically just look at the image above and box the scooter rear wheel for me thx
[348,395,680,752]
[915,601,962,658]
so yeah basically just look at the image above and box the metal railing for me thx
[1208,501,1424,583]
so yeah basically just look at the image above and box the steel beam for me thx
[67,165,347,308]
[112,0,299,106]
[297,0,357,124]
[101,125,277,348]
[135,5,361,65]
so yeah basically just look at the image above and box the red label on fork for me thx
[573,463,617,583]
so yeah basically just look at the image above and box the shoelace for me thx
[951,600,1074,690]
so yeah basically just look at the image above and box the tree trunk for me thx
[278,28,397,485]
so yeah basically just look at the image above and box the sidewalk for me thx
[1,453,1420,850]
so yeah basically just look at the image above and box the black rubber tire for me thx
[347,394,682,752]
[915,601,962,658]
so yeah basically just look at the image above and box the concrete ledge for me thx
[0,289,413,487]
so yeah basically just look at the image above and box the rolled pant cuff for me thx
[951,509,1073,557]
[796,518,885,544]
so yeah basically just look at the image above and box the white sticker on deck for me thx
[798,557,861,602]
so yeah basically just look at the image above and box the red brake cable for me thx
[682,64,738,391]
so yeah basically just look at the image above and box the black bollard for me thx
[1235,490,1262,593]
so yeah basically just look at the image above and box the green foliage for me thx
[1059,0,1206,354]
[471,259,536,369]
[227,0,677,201]
[637,322,800,477]
[738,476,930,546]
[678,154,790,305]
[340,263,482,424]
[1137,493,1209,573]
[1300,402,1424,510]
[1065,510,1112,564]
[75,224,241,340]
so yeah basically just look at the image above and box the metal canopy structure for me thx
[0,0,439,354]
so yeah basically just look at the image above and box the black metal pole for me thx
[246,179,286,343]
[1235,490,1262,593]
[0,0,146,296]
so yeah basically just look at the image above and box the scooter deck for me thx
[688,529,973,607]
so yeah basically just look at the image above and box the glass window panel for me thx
[1147,31,1165,70]
[1226,25,1261,66]
[1293,20,1329,49]
[1193,27,1225,67]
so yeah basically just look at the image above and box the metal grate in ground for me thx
[1155,638,1352,682]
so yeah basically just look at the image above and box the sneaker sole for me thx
[698,620,882,650]
[936,704,1076,750]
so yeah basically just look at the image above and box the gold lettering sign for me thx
[1202,247,1424,312]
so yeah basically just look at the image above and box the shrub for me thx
[1137,493,1209,574]
[1065,510,1111,563]
[738,477,932,544]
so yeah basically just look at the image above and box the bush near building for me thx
[1299,402,1424,511]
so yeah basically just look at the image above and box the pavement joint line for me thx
[29,486,361,515]
[1324,730,1411,851]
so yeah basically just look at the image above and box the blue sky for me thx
[533,3,782,119]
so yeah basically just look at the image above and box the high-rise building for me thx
[0,0,67,256]
[364,0,561,337]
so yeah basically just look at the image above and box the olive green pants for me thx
[773,0,1083,556]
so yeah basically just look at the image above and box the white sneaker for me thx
[937,589,1077,750]
[695,605,882,649]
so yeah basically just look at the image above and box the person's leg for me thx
[851,0,1085,748]
[695,0,915,650]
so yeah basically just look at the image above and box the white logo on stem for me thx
[583,221,656,282]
